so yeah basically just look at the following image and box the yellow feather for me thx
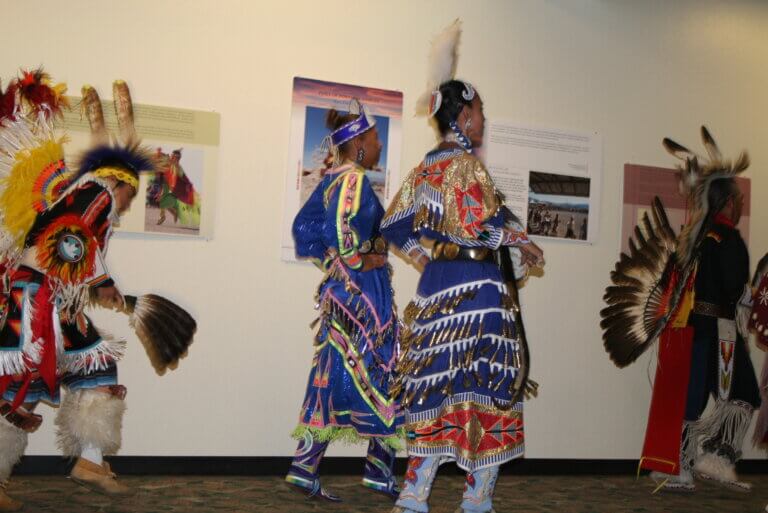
[0,138,66,250]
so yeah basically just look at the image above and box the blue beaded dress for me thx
[381,147,531,472]
[287,161,403,498]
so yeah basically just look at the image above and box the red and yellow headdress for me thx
[0,68,71,256]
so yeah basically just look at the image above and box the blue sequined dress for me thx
[291,162,403,446]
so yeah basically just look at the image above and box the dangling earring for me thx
[356,147,365,164]
[463,117,473,133]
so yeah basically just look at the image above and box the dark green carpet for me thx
[6,474,767,512]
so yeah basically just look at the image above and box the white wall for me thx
[2,0,767,459]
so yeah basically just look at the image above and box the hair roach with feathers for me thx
[601,126,749,368]
[75,81,155,182]
[662,126,749,267]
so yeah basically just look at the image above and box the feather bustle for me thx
[601,196,678,367]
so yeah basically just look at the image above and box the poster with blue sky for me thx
[282,77,403,262]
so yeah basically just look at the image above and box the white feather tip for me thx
[426,19,462,92]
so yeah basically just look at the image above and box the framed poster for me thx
[281,77,403,262]
[622,164,751,252]
[62,96,219,239]
[484,120,602,243]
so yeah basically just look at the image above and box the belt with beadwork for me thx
[693,301,734,320]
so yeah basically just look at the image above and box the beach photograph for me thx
[526,170,590,240]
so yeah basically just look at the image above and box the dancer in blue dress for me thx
[382,21,544,513]
[287,100,403,501]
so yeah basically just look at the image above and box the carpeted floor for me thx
[5,474,768,513]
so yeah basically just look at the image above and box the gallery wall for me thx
[2,0,767,459]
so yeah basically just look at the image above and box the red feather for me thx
[0,80,19,125]
[20,71,36,87]
[16,68,65,119]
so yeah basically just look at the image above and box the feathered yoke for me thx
[601,126,749,367]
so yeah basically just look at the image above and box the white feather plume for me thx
[416,19,462,115]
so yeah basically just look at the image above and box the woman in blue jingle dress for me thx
[287,101,403,502]
[381,80,544,513]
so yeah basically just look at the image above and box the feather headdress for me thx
[663,126,749,266]
[319,98,376,166]
[75,81,155,187]
[601,126,749,368]
[16,70,68,120]
[416,19,475,117]
[0,69,70,258]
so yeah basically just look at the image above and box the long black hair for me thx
[433,80,474,135]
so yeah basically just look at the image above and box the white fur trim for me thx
[55,389,125,456]
[689,400,753,457]
[0,417,28,481]
[694,452,738,482]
